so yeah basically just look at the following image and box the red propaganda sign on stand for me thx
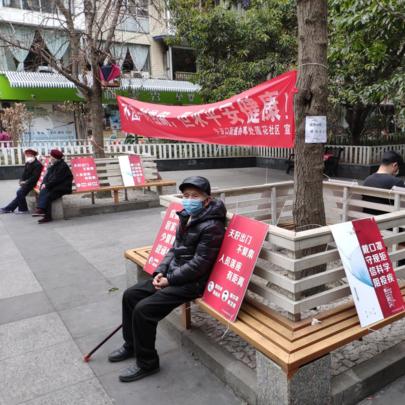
[202,215,269,322]
[353,218,405,318]
[331,218,405,327]
[70,157,100,192]
[144,202,183,275]
[118,71,297,148]
[118,155,146,187]
[34,157,49,192]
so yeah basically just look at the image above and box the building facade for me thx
[0,0,199,142]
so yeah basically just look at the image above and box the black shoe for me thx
[38,217,52,224]
[108,346,134,363]
[119,364,160,383]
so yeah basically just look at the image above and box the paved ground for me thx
[0,167,291,405]
[357,374,405,404]
[1,166,405,404]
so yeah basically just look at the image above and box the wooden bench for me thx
[33,154,176,218]
[124,245,405,379]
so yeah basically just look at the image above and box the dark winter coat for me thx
[155,198,227,292]
[42,159,73,195]
[20,159,43,192]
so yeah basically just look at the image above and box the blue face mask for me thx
[182,198,204,216]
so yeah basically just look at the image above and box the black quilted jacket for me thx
[155,198,226,291]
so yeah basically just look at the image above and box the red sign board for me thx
[353,218,405,318]
[34,157,49,192]
[118,71,297,148]
[144,202,183,275]
[119,155,146,186]
[70,157,100,192]
[129,155,145,185]
[202,215,269,322]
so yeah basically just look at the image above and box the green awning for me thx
[0,72,202,105]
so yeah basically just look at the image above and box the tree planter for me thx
[160,180,405,321]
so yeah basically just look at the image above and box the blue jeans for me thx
[4,187,29,212]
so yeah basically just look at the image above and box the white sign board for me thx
[119,155,134,187]
[330,221,384,327]
[305,116,327,143]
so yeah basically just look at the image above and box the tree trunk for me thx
[346,104,373,145]
[88,78,105,158]
[293,0,328,229]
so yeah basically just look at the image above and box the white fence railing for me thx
[1,141,405,166]
[254,144,405,165]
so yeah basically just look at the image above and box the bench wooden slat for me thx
[288,306,405,370]
[237,310,293,351]
[195,298,291,371]
[241,302,294,340]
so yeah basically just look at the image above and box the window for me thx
[127,0,148,18]
[118,0,149,33]
[2,0,70,13]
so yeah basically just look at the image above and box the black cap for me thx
[179,176,211,195]
[382,150,404,166]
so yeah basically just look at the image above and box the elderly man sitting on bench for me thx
[108,176,226,382]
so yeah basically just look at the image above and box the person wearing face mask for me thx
[1,149,43,214]
[32,149,73,224]
[362,150,405,216]
[108,176,226,383]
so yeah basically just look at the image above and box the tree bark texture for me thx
[88,75,106,158]
[293,0,328,230]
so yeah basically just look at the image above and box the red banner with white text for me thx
[117,71,297,147]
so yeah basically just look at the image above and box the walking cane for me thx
[83,324,122,362]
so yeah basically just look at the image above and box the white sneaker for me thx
[14,210,29,215]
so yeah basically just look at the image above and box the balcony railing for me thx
[174,71,197,82]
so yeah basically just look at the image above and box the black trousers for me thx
[5,187,30,212]
[122,278,201,370]
[37,188,65,220]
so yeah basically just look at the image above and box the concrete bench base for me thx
[27,195,64,219]
[27,194,159,220]
[257,352,331,405]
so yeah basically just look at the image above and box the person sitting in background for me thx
[32,149,73,224]
[363,150,404,216]
[1,149,43,214]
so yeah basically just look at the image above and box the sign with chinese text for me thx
[118,155,146,187]
[117,71,297,148]
[202,215,269,322]
[70,157,100,192]
[144,202,183,275]
[331,218,404,327]
[34,157,49,192]
[305,116,327,143]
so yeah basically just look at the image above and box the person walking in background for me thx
[1,149,43,214]
[32,149,73,224]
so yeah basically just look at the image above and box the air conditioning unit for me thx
[130,71,150,79]
[37,66,55,74]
